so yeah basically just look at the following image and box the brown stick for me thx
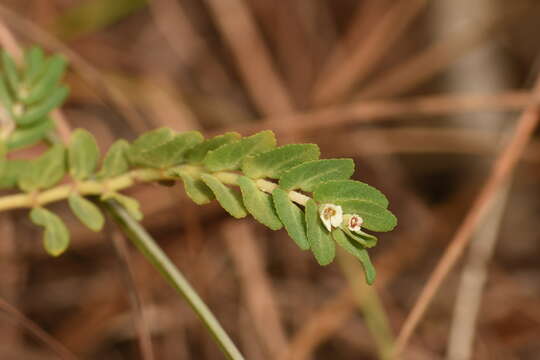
[393,76,540,356]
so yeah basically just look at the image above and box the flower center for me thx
[322,207,336,220]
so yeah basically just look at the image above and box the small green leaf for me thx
[68,193,105,231]
[332,228,376,285]
[0,76,13,109]
[186,132,240,163]
[18,144,66,192]
[0,140,5,175]
[68,128,100,180]
[23,47,46,84]
[103,192,143,220]
[203,130,276,172]
[200,173,247,219]
[314,180,389,208]
[305,199,335,265]
[178,173,214,205]
[242,144,320,179]
[1,51,20,93]
[0,160,30,189]
[279,159,355,192]
[30,207,70,257]
[335,200,397,232]
[272,188,309,250]
[16,85,69,126]
[6,117,54,150]
[132,131,203,168]
[238,176,282,230]
[23,55,67,104]
[96,139,130,179]
[340,224,378,248]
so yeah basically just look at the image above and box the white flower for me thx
[347,214,364,232]
[319,204,343,232]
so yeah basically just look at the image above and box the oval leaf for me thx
[97,139,130,179]
[68,193,105,231]
[335,199,397,232]
[272,188,309,250]
[0,160,30,189]
[30,207,70,257]
[24,55,67,104]
[186,132,240,163]
[200,173,247,218]
[68,128,100,180]
[6,117,54,151]
[179,173,215,205]
[279,159,354,192]
[203,130,276,172]
[18,144,66,192]
[340,226,378,248]
[332,229,376,285]
[242,143,320,179]
[314,180,389,208]
[238,176,282,230]
[16,85,69,126]
[305,199,335,265]
[103,192,143,220]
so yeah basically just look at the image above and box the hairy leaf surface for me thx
[279,159,354,192]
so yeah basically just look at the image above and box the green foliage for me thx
[0,47,397,283]
[203,130,276,171]
[272,188,309,250]
[0,48,69,151]
[30,207,70,256]
[238,176,282,230]
[68,129,100,180]
[68,193,105,231]
[279,159,355,192]
[305,199,335,265]
[241,144,320,179]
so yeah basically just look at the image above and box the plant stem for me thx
[105,200,245,360]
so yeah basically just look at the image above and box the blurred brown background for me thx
[1,0,540,359]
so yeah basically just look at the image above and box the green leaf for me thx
[68,193,105,231]
[279,159,355,192]
[314,180,388,208]
[185,132,240,163]
[305,199,335,265]
[203,130,276,172]
[178,173,214,205]
[1,51,19,93]
[6,117,54,150]
[132,131,203,168]
[0,76,13,109]
[332,229,376,285]
[18,144,66,192]
[68,128,100,180]
[23,55,67,104]
[334,200,397,232]
[272,188,309,250]
[0,160,30,189]
[241,144,320,179]
[23,47,46,84]
[96,139,130,179]
[0,140,5,175]
[16,85,69,126]
[340,223,377,248]
[103,192,143,220]
[30,207,70,257]
[200,173,247,219]
[237,176,282,230]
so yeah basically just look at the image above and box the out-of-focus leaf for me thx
[186,132,240,163]
[16,86,69,126]
[30,207,70,256]
[6,118,54,151]
[96,139,130,179]
[23,56,67,104]
[68,193,105,231]
[332,228,376,285]
[68,128,100,180]
[103,192,143,220]
[18,144,66,192]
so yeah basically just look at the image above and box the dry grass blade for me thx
[204,0,295,116]
[0,296,78,360]
[312,0,427,106]
[393,76,540,356]
[223,221,288,359]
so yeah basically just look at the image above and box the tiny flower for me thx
[319,203,343,232]
[347,214,364,232]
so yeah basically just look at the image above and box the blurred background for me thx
[0,0,540,359]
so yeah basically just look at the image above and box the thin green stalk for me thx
[337,248,394,360]
[105,200,244,360]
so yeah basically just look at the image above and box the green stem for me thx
[105,200,244,360]
[337,248,394,360]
